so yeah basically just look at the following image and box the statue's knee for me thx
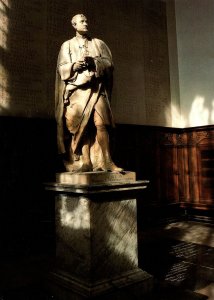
[96,124,106,132]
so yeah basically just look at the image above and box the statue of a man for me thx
[55,14,123,173]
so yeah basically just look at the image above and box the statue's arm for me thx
[57,41,76,81]
[93,39,114,99]
[93,40,113,76]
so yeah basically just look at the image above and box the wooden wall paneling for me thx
[159,132,178,203]
[155,134,162,203]
[187,132,200,205]
[0,116,56,257]
[172,135,179,203]
[177,132,190,204]
[113,125,214,220]
[197,136,214,205]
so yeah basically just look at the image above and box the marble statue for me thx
[55,14,123,173]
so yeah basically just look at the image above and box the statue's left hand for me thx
[84,56,96,70]
[73,60,86,72]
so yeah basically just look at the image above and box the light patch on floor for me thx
[196,282,214,300]
[164,221,214,247]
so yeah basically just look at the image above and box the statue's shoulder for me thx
[92,38,110,51]
[60,37,76,49]
[92,38,112,56]
[92,37,105,46]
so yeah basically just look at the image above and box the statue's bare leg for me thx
[80,139,93,172]
[94,112,123,172]
[72,136,93,173]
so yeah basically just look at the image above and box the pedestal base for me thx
[47,268,153,300]
[45,173,152,299]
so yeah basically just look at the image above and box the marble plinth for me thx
[56,171,136,185]
[45,174,152,299]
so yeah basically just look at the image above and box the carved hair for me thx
[71,14,86,26]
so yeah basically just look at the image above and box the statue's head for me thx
[71,14,88,35]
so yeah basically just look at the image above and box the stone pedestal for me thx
[45,172,153,299]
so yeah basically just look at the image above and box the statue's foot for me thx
[64,161,78,172]
[93,167,104,172]
[73,163,93,173]
[104,161,124,173]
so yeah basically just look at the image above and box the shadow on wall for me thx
[0,117,57,259]
[0,0,59,260]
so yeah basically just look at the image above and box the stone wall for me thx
[0,0,171,126]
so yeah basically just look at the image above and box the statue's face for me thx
[74,15,88,34]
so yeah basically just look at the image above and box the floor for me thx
[0,221,213,300]
[138,221,214,300]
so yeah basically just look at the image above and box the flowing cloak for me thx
[55,36,115,155]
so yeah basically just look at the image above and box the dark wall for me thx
[0,116,57,258]
[0,0,170,125]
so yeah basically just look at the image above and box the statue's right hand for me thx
[73,60,86,72]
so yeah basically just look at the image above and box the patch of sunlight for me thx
[60,196,90,229]
[0,0,11,50]
[211,99,214,124]
[0,65,10,110]
[107,201,138,266]
[189,95,209,127]
[168,104,186,128]
[196,283,214,300]
[0,0,11,111]
[165,222,214,247]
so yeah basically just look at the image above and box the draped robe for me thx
[55,36,115,167]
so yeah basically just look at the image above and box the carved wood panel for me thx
[197,138,214,205]
[114,125,214,213]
